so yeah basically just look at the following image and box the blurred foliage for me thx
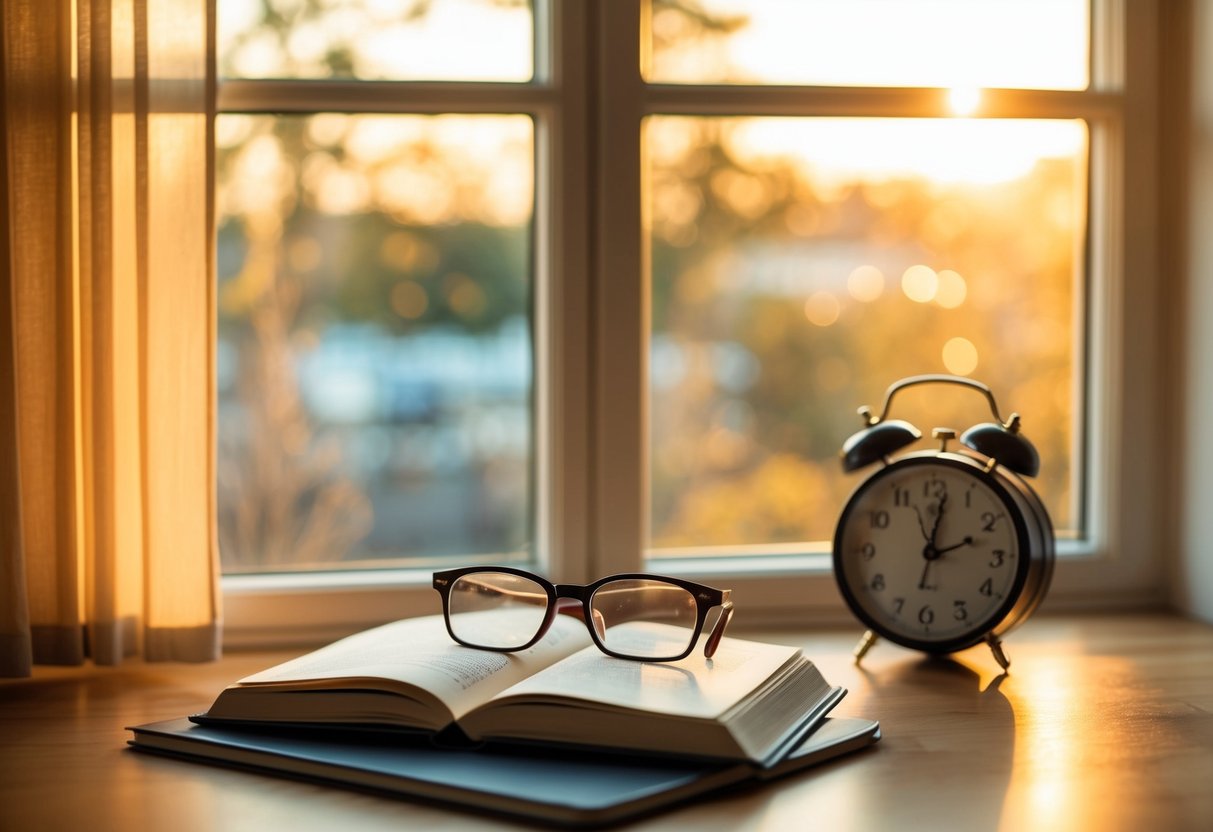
[648,117,1080,548]
[216,109,533,567]
[217,269,375,570]
[215,0,1086,568]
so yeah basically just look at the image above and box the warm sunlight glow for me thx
[999,656,1089,830]
[648,0,1089,90]
[219,0,533,81]
[725,118,1087,186]
[219,114,533,228]
[948,86,982,116]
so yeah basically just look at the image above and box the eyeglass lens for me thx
[591,578,700,659]
[448,571,549,649]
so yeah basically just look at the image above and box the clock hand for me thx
[935,536,975,556]
[918,501,946,589]
[919,493,948,562]
[913,492,947,540]
[927,493,947,547]
[912,505,931,542]
[918,560,934,590]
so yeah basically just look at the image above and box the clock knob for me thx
[932,427,957,451]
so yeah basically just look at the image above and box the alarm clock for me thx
[832,374,1054,670]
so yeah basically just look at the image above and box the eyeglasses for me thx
[432,566,735,662]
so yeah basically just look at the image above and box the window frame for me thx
[221,0,1166,648]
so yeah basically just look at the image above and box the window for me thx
[219,0,1163,641]
[639,1,1090,559]
[216,1,542,575]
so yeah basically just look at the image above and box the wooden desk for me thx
[2,612,1211,831]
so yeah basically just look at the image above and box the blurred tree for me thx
[214,0,1082,565]
[648,117,1082,548]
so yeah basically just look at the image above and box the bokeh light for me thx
[902,265,939,303]
[390,281,428,319]
[804,291,841,326]
[942,336,980,375]
[935,269,968,308]
[848,265,885,302]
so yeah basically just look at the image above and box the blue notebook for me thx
[127,716,879,827]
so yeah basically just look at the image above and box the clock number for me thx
[870,510,890,529]
[965,487,974,509]
[923,479,946,500]
[893,487,910,507]
[860,542,876,560]
[953,600,968,621]
[979,578,994,597]
[981,511,1002,532]
[918,605,935,625]
[870,573,886,591]
[893,597,905,615]
[989,549,1007,568]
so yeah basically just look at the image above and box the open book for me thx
[198,614,845,766]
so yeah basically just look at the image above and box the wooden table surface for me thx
[2,611,1211,832]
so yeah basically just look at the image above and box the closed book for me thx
[128,715,880,827]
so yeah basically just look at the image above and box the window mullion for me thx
[217,79,557,114]
[534,0,594,583]
[644,84,1122,120]
[592,0,648,576]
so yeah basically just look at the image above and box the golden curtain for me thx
[1,0,220,676]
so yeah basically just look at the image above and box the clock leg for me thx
[986,634,1011,672]
[853,629,879,664]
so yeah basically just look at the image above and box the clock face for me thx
[834,455,1031,652]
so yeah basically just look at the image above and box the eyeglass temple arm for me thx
[704,600,735,659]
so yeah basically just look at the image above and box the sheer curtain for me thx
[1,0,220,676]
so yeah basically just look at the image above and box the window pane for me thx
[218,0,533,81]
[645,116,1086,555]
[645,0,1089,90]
[216,114,534,572]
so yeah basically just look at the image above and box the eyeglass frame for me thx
[432,565,735,662]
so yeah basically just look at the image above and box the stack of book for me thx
[128,615,878,826]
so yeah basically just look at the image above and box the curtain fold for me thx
[1,0,220,677]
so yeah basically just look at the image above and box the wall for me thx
[1173,0,1213,622]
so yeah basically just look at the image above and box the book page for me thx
[486,634,800,720]
[237,614,593,718]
